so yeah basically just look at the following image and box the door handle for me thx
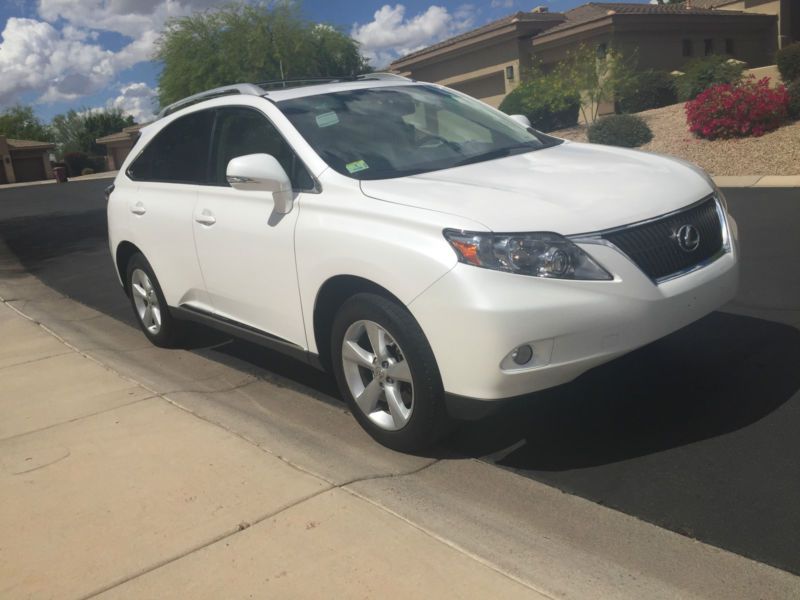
[195,210,216,226]
[130,202,146,215]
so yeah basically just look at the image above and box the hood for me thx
[359,142,714,235]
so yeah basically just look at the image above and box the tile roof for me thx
[391,11,564,66]
[537,2,763,37]
[691,0,738,8]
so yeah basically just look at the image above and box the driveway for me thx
[1,180,799,575]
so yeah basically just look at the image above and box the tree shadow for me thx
[449,311,800,470]
[3,207,800,472]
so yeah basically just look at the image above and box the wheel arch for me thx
[115,240,143,296]
[312,275,405,371]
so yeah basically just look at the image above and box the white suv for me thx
[107,74,738,451]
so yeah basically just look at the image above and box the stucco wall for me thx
[534,19,776,73]
[400,37,530,106]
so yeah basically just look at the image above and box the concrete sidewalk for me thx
[0,302,539,599]
[2,245,800,599]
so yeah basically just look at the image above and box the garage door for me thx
[449,72,506,105]
[12,155,46,183]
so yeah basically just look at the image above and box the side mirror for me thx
[509,114,531,128]
[226,153,294,214]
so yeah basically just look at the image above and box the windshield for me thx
[277,85,560,180]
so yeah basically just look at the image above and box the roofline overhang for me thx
[8,143,55,151]
[532,11,778,47]
[391,16,565,70]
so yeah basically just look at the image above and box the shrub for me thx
[776,42,800,83]
[787,79,800,120]
[676,55,745,101]
[499,75,581,132]
[685,77,789,139]
[616,70,678,113]
[587,114,653,147]
[63,151,92,177]
[81,167,95,176]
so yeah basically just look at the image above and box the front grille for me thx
[602,197,724,281]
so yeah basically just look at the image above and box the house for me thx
[391,9,565,107]
[95,124,145,171]
[0,136,55,184]
[693,0,798,48]
[391,2,783,108]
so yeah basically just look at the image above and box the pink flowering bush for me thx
[685,77,789,140]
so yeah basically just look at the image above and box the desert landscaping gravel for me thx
[552,102,800,176]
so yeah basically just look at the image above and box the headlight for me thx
[443,229,612,280]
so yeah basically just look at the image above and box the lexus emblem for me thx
[676,224,701,252]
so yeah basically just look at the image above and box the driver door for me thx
[192,106,315,348]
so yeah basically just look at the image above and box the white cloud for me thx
[0,1,224,108]
[107,82,158,122]
[0,17,117,105]
[352,4,478,68]
[490,0,515,8]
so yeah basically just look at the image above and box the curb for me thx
[2,172,796,190]
[713,175,800,188]
[0,171,117,190]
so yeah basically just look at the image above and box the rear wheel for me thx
[331,293,450,452]
[126,253,185,348]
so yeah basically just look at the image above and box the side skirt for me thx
[171,305,325,371]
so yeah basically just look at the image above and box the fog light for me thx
[511,344,533,365]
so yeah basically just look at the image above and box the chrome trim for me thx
[568,194,731,285]
[568,194,715,241]
[653,248,727,284]
[226,175,254,184]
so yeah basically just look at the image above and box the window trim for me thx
[126,104,321,194]
[208,105,320,194]
[126,108,217,186]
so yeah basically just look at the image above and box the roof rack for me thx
[158,84,266,118]
[157,73,412,119]
[257,72,410,91]
[257,77,348,91]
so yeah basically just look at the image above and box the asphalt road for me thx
[1,180,799,575]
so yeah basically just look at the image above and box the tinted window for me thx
[128,110,213,183]
[210,107,314,190]
[278,85,559,181]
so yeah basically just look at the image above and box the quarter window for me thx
[127,110,214,183]
[210,107,314,191]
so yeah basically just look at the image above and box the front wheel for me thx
[331,293,450,452]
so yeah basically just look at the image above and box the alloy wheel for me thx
[131,268,162,335]
[341,320,414,431]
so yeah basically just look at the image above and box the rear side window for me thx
[127,110,214,183]
[210,107,314,191]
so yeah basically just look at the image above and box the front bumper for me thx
[409,221,738,402]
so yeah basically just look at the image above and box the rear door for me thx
[125,109,214,311]
[192,106,315,347]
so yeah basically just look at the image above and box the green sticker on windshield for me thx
[315,111,339,128]
[346,160,369,173]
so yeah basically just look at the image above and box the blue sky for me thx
[0,1,645,123]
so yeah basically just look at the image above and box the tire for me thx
[331,293,450,452]
[125,253,185,348]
